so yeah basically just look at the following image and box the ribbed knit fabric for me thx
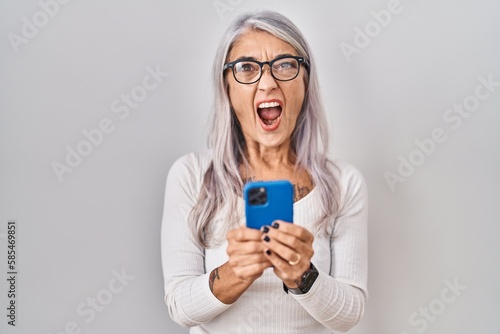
[161,150,368,333]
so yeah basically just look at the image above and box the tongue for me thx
[258,107,281,120]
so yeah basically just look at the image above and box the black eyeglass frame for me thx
[223,55,310,84]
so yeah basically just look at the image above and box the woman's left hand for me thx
[261,220,314,288]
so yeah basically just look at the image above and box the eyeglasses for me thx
[223,55,309,84]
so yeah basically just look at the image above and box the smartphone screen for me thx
[244,180,294,229]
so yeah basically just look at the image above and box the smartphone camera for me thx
[247,187,267,206]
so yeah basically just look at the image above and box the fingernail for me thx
[263,236,270,242]
[265,249,271,255]
[261,226,269,233]
[272,221,279,229]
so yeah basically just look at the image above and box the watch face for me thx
[286,263,319,294]
[301,269,319,292]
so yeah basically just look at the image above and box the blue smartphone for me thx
[244,180,294,230]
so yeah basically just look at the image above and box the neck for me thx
[241,141,296,180]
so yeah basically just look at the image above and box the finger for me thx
[227,227,264,242]
[263,229,305,254]
[227,240,266,256]
[228,252,270,267]
[262,248,308,283]
[231,261,273,281]
[262,226,314,260]
[261,233,304,264]
[269,220,314,243]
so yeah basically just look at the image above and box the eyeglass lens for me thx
[233,57,300,84]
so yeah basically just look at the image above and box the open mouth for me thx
[257,101,282,130]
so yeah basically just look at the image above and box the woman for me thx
[161,11,368,333]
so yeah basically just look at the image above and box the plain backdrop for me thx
[1,0,500,333]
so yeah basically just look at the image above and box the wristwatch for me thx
[283,262,319,294]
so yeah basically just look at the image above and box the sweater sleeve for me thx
[292,163,368,332]
[161,155,232,327]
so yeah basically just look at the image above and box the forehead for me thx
[228,30,298,61]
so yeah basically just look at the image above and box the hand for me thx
[261,220,314,288]
[226,226,273,282]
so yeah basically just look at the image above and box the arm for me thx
[293,164,368,331]
[161,156,272,326]
[262,164,368,332]
[161,156,231,327]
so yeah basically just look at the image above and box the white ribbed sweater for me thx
[161,151,368,333]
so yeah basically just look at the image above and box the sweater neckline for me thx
[237,185,317,207]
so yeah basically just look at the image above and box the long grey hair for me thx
[190,11,340,247]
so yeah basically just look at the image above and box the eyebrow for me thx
[231,53,297,62]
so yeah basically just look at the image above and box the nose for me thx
[257,64,277,91]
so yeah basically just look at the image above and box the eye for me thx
[238,62,258,72]
[242,64,253,71]
[279,62,293,69]
[273,59,298,71]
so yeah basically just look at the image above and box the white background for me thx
[1,0,500,333]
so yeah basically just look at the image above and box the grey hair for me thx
[190,11,340,247]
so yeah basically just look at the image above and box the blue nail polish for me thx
[272,222,279,229]
[261,226,269,233]
[264,236,270,242]
[265,249,271,255]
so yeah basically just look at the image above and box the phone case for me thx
[244,180,294,229]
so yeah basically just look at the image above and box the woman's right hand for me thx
[226,226,273,282]
[209,227,271,304]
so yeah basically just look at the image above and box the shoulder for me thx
[329,160,368,215]
[330,160,366,190]
[168,150,212,175]
[166,150,213,190]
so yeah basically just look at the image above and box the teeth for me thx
[258,101,280,109]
